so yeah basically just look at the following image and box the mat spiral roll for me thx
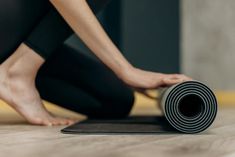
[159,81,217,133]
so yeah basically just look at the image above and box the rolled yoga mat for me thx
[158,81,218,134]
[61,81,217,134]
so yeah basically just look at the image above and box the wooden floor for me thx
[0,93,235,157]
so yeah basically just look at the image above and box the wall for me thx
[122,0,180,73]
[67,0,180,73]
[181,0,235,90]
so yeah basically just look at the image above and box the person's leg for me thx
[0,0,112,125]
[24,0,111,59]
[0,44,74,125]
[0,0,110,62]
[0,0,50,62]
[36,44,135,118]
[0,0,70,125]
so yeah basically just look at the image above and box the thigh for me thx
[37,44,135,118]
[0,0,51,63]
[24,0,112,59]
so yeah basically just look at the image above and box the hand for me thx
[120,67,192,89]
[119,67,192,99]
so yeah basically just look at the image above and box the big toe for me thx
[50,117,76,126]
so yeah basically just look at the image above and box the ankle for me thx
[0,43,45,81]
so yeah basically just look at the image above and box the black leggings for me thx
[0,0,135,118]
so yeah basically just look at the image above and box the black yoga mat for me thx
[62,81,217,134]
[61,116,177,134]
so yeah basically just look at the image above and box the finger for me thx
[177,75,192,81]
[163,77,184,85]
[169,74,192,81]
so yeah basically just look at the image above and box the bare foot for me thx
[0,44,75,126]
[0,73,75,126]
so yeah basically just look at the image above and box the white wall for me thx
[181,0,235,90]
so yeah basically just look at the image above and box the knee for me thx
[111,89,135,117]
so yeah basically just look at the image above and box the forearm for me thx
[50,0,132,76]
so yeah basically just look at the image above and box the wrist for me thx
[116,63,135,82]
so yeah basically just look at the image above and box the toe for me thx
[51,117,75,126]
[58,118,76,125]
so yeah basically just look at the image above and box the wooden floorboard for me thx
[0,96,235,157]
